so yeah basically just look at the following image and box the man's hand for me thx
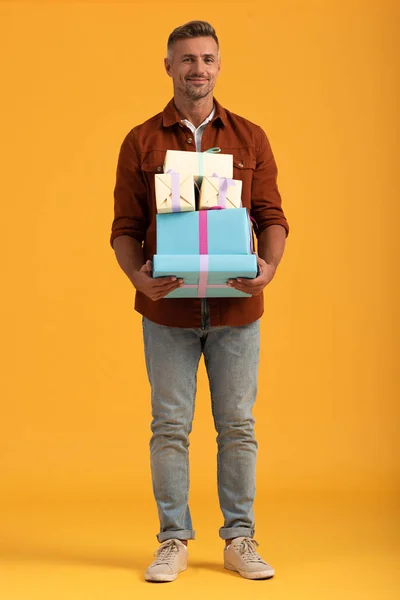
[227,255,276,296]
[132,260,183,301]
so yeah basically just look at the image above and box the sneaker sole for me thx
[224,563,275,580]
[145,564,187,583]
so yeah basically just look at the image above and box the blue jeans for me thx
[142,316,260,542]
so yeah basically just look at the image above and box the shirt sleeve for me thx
[110,129,150,248]
[250,126,289,238]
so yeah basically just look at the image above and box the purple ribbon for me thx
[197,251,229,296]
[183,284,228,292]
[212,173,240,208]
[166,169,181,213]
[198,255,209,297]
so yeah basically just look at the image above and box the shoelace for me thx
[237,538,266,564]
[153,539,181,566]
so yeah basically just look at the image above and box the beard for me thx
[184,79,213,100]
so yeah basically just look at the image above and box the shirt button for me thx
[156,166,163,172]
[187,138,193,144]
[238,161,244,168]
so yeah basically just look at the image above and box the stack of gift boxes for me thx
[152,149,257,298]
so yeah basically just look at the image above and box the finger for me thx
[151,276,181,288]
[162,281,184,293]
[152,280,184,296]
[238,276,263,284]
[140,260,153,275]
[228,281,262,294]
[228,277,261,286]
[152,285,183,300]
[230,286,262,296]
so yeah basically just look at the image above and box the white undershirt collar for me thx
[181,105,216,151]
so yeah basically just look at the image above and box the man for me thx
[110,21,289,582]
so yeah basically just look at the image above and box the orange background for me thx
[0,1,398,598]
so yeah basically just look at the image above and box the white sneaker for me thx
[224,537,275,580]
[145,538,188,582]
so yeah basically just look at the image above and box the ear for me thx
[164,57,173,78]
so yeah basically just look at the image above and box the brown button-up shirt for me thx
[110,98,289,328]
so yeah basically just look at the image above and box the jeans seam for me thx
[184,352,202,528]
[205,354,221,522]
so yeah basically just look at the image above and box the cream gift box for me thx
[199,176,242,210]
[163,149,233,181]
[155,172,195,213]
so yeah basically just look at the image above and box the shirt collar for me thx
[181,105,215,130]
[162,97,228,128]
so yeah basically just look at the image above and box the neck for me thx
[174,94,214,128]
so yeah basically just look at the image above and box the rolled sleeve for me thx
[250,127,289,238]
[110,130,149,248]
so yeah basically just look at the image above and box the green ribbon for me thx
[198,147,221,181]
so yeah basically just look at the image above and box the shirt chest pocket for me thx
[232,156,256,171]
[141,161,164,177]
[141,161,165,200]
[230,154,256,208]
[141,146,168,187]
[139,162,165,215]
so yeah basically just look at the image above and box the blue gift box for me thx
[153,254,258,298]
[153,207,257,298]
[156,208,252,255]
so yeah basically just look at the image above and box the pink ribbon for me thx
[199,210,208,255]
[180,210,228,297]
[181,209,255,297]
[198,212,209,296]
[248,214,254,253]
[166,169,181,213]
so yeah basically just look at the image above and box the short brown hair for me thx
[167,21,219,55]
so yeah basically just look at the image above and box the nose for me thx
[189,58,207,75]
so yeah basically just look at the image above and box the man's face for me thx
[165,36,221,101]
